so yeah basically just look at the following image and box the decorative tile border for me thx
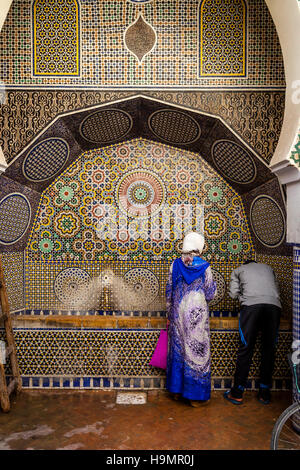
[15,308,238,318]
[3,375,291,391]
[1,252,24,312]
[0,328,292,390]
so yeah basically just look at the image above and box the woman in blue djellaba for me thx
[166,232,217,407]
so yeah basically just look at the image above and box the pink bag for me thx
[149,328,168,370]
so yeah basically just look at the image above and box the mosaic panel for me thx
[25,138,254,263]
[24,259,168,313]
[116,169,165,219]
[209,268,226,307]
[22,138,70,182]
[250,196,286,248]
[257,254,293,321]
[123,268,159,306]
[23,260,241,315]
[0,91,285,165]
[0,0,285,88]
[1,252,24,312]
[199,0,247,77]
[79,109,133,143]
[0,328,292,390]
[211,140,257,184]
[148,109,201,144]
[0,193,31,245]
[54,267,91,306]
[290,131,300,168]
[32,0,80,76]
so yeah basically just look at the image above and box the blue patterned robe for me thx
[166,261,216,400]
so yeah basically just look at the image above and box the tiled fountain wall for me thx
[0,0,294,389]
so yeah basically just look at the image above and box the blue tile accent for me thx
[153,378,162,388]
[143,378,151,388]
[224,379,233,389]
[83,377,91,387]
[134,378,141,388]
[43,378,50,387]
[22,377,29,387]
[93,378,100,387]
[53,379,60,387]
[103,378,110,387]
[113,378,120,387]
[213,379,222,389]
[123,378,131,387]
[16,374,293,390]
[32,377,39,387]
[73,378,80,387]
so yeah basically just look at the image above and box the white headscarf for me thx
[182,232,205,254]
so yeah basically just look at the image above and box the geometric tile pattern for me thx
[199,0,247,77]
[0,0,285,88]
[0,91,285,165]
[32,0,80,76]
[79,110,133,143]
[250,196,286,248]
[24,259,168,313]
[148,110,201,144]
[211,140,257,184]
[23,138,69,182]
[53,267,91,306]
[1,252,24,312]
[0,328,292,390]
[0,193,31,245]
[23,259,241,315]
[209,269,226,307]
[25,138,254,263]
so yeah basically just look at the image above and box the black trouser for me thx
[233,304,281,390]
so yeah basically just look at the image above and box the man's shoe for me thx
[223,390,243,405]
[258,386,271,405]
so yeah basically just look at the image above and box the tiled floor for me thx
[0,390,292,450]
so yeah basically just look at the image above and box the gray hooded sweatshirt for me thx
[229,262,281,308]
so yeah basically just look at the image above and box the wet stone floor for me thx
[0,390,291,450]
